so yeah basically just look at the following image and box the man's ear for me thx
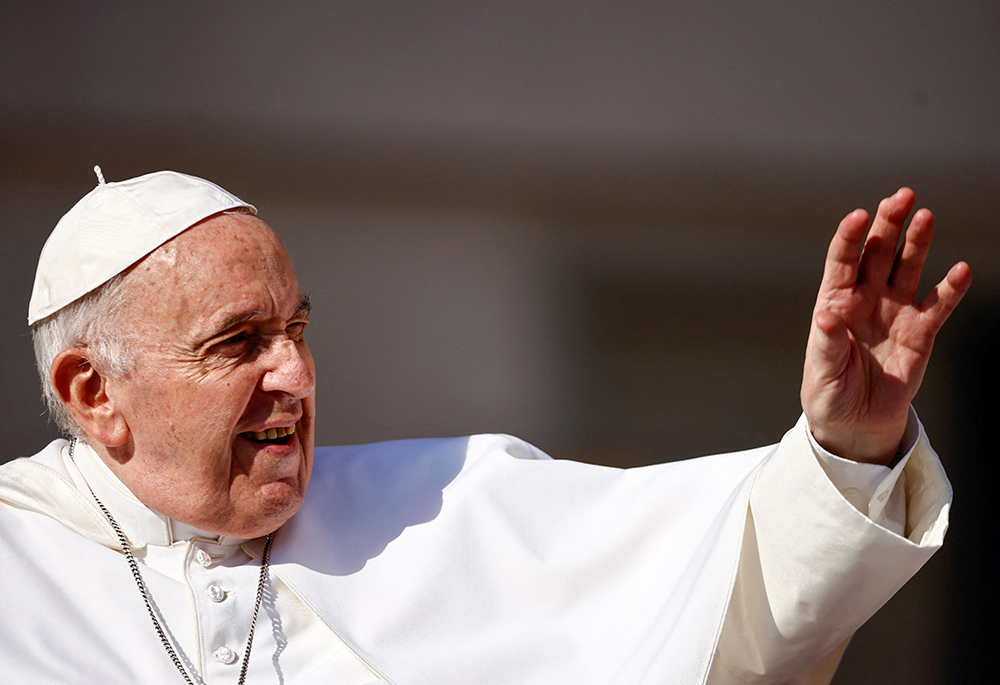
[51,348,129,447]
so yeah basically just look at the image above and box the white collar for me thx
[64,440,247,549]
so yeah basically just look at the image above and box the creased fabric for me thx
[0,414,950,684]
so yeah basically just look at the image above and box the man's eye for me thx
[287,322,308,340]
[216,332,253,350]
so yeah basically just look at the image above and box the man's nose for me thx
[259,338,315,398]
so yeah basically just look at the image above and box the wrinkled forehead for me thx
[141,211,291,274]
[121,213,304,338]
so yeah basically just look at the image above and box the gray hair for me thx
[31,273,138,437]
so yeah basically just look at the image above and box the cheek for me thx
[124,378,250,449]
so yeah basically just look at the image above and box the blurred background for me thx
[1,2,997,681]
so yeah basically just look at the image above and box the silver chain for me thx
[69,438,273,685]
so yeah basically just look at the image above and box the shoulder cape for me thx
[1,435,769,684]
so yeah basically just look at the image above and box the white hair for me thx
[31,273,137,437]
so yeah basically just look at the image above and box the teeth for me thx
[248,425,295,441]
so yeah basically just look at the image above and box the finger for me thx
[919,261,973,334]
[820,209,869,292]
[889,207,934,297]
[857,188,916,287]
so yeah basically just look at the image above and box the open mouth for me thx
[240,425,296,446]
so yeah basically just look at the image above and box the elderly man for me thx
[0,169,971,684]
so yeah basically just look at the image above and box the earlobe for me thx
[51,348,129,447]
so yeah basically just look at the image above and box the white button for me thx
[843,487,862,504]
[195,549,213,568]
[206,584,226,603]
[876,489,889,502]
[213,646,238,665]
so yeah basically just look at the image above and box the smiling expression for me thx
[98,212,316,538]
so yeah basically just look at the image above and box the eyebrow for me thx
[294,293,312,319]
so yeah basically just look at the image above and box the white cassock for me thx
[0,413,949,684]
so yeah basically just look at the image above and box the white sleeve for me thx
[806,406,923,538]
[707,412,951,684]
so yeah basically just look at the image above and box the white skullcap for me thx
[28,167,256,325]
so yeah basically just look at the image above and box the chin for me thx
[237,483,306,538]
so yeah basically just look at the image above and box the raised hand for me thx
[800,188,972,464]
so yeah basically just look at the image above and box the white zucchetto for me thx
[27,168,256,325]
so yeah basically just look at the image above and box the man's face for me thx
[98,212,315,539]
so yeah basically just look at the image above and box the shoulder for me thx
[314,433,551,464]
[1,438,71,472]
[310,433,552,488]
[1,439,119,549]
[0,439,74,510]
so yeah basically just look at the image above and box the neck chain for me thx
[69,438,273,685]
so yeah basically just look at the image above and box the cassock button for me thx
[195,549,214,568]
[843,487,863,505]
[213,646,238,665]
[206,584,226,603]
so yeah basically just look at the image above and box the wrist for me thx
[806,419,906,466]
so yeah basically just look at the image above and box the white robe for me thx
[0,414,950,684]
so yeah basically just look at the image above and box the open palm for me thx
[801,188,972,464]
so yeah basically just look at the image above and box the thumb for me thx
[807,309,852,378]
